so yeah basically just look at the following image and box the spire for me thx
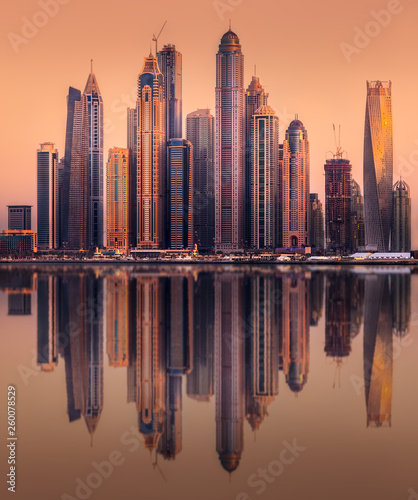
[83,60,101,95]
[229,19,232,30]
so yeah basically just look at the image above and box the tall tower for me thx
[136,54,166,249]
[106,147,130,253]
[167,139,193,250]
[363,81,393,252]
[157,44,182,140]
[324,157,352,254]
[84,63,104,249]
[215,29,245,252]
[250,100,278,250]
[281,119,310,248]
[127,107,137,247]
[186,109,215,252]
[309,194,324,253]
[245,76,266,247]
[392,179,411,252]
[37,142,59,250]
[351,179,365,252]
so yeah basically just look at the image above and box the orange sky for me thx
[1,0,417,247]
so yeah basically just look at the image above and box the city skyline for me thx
[3,1,417,247]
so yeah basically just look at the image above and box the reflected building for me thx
[0,269,35,316]
[187,274,214,402]
[391,272,411,337]
[363,81,393,251]
[246,277,279,431]
[363,274,393,427]
[106,273,130,367]
[349,273,365,339]
[215,273,245,472]
[281,276,310,392]
[309,272,324,326]
[37,275,58,371]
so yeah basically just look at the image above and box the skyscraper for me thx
[351,179,365,252]
[215,29,245,252]
[309,194,324,253]
[127,107,137,246]
[84,64,104,249]
[392,179,411,252]
[7,206,31,230]
[250,100,278,250]
[245,76,266,247]
[281,119,310,248]
[363,81,393,252]
[106,147,130,253]
[136,54,166,249]
[324,157,352,254]
[186,109,215,252]
[62,86,82,247]
[157,44,182,140]
[37,142,59,250]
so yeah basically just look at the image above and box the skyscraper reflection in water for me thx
[19,265,415,475]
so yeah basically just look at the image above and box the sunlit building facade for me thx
[136,54,166,249]
[281,119,310,248]
[106,147,130,253]
[392,179,411,252]
[215,30,245,252]
[250,102,278,249]
[106,274,130,367]
[186,109,215,252]
[363,81,393,252]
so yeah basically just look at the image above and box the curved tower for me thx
[215,29,245,252]
[136,54,166,249]
[363,81,393,252]
[281,119,310,248]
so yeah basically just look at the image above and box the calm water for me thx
[0,264,417,500]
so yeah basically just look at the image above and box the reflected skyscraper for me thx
[281,276,310,392]
[309,272,324,326]
[281,119,310,248]
[246,277,279,431]
[106,273,130,367]
[363,274,393,427]
[136,55,166,249]
[215,273,245,472]
[37,275,58,370]
[391,272,411,337]
[215,29,245,252]
[363,81,393,251]
[186,109,215,252]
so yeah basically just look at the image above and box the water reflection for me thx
[0,265,415,474]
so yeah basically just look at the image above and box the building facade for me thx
[215,30,245,252]
[309,194,324,253]
[363,81,393,252]
[106,147,130,253]
[167,139,193,250]
[250,102,278,250]
[324,158,352,254]
[281,119,310,248]
[186,109,214,252]
[136,54,166,249]
[392,179,411,252]
[351,179,365,252]
[8,206,31,231]
[37,142,59,250]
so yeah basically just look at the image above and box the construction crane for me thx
[333,124,344,159]
[152,21,167,56]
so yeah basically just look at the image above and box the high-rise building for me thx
[157,44,182,140]
[363,81,393,252]
[167,139,193,250]
[245,76,266,247]
[37,142,59,250]
[186,109,214,252]
[37,275,58,371]
[84,64,104,249]
[324,157,352,254]
[392,179,411,252]
[309,194,324,253]
[136,54,166,249]
[215,29,245,252]
[106,273,130,367]
[106,147,130,253]
[250,101,278,250]
[127,107,137,246]
[7,205,32,230]
[62,87,82,247]
[351,179,365,252]
[281,119,310,248]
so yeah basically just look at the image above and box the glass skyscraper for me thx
[215,29,245,252]
[363,81,393,252]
